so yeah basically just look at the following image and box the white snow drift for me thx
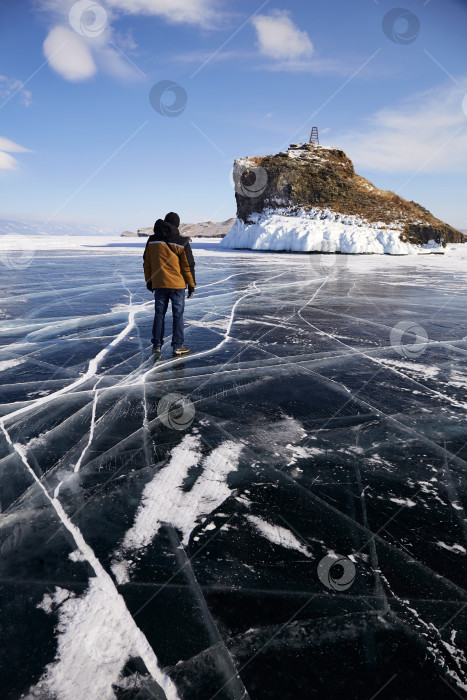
[220,208,439,255]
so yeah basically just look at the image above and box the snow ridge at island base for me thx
[220,208,440,255]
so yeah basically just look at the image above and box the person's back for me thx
[143,212,195,356]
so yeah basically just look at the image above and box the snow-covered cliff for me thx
[221,143,465,255]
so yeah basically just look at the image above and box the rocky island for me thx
[221,143,465,254]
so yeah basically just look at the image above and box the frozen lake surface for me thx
[1,238,467,699]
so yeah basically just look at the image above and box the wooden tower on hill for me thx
[309,127,319,145]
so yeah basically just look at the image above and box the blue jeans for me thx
[152,288,185,348]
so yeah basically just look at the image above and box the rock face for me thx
[180,218,235,238]
[232,143,464,247]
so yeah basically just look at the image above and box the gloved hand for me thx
[187,286,195,299]
[146,281,153,292]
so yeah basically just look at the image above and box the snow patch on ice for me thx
[37,587,72,614]
[0,424,179,700]
[389,497,417,507]
[110,560,131,585]
[34,579,178,700]
[0,358,25,372]
[286,443,324,465]
[117,434,202,552]
[68,549,86,563]
[380,572,467,692]
[246,514,312,558]
[436,541,466,555]
[111,436,243,583]
[448,370,467,390]
[379,359,441,379]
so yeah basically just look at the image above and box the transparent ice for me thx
[0,240,466,699]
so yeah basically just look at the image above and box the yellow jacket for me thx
[143,219,195,289]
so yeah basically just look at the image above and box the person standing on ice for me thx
[143,212,195,356]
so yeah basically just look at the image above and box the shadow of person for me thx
[172,359,187,382]
[151,351,187,384]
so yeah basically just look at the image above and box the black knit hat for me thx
[164,212,180,228]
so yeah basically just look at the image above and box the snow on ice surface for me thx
[111,436,243,583]
[0,236,467,699]
[220,208,440,255]
[0,430,179,700]
[436,541,467,555]
[30,577,180,700]
[0,358,25,371]
[246,514,312,558]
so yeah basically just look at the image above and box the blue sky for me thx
[1,0,466,231]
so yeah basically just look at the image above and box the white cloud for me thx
[0,152,18,170]
[0,75,32,107]
[43,26,97,81]
[0,137,31,170]
[256,55,351,76]
[170,47,353,78]
[42,21,143,83]
[39,1,204,82]
[335,80,467,174]
[105,0,217,26]
[38,0,217,27]
[112,29,138,53]
[252,10,313,61]
[0,137,30,153]
[96,43,143,80]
